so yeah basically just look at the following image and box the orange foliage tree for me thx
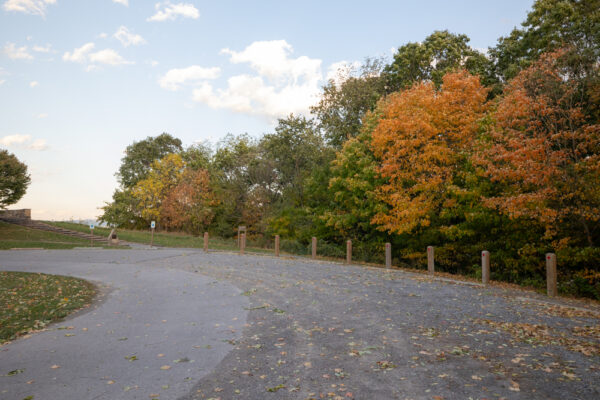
[160,168,219,233]
[476,51,600,246]
[371,70,489,235]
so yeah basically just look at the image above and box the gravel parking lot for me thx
[1,249,599,399]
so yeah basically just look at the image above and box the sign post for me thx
[90,223,94,247]
[150,221,155,248]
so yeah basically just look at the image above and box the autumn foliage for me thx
[101,0,600,297]
[161,168,218,232]
[371,71,488,234]
[477,51,600,246]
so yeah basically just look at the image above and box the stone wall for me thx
[0,209,32,220]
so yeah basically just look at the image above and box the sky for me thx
[0,0,535,221]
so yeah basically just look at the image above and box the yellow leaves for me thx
[132,153,186,223]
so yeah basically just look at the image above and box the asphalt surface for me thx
[0,249,248,400]
[1,248,599,400]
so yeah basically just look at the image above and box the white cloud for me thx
[113,26,146,47]
[29,80,38,87]
[32,44,52,52]
[4,42,33,60]
[0,79,5,85]
[2,0,56,17]
[36,112,48,118]
[112,0,128,5]
[63,42,133,68]
[190,40,323,119]
[28,138,48,150]
[221,40,321,83]
[88,48,133,65]
[158,65,220,91]
[0,134,48,150]
[98,32,108,39]
[147,1,199,22]
[0,134,31,146]
[63,42,95,63]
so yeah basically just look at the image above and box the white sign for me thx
[90,224,94,230]
[151,221,156,229]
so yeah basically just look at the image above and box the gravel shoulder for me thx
[175,251,600,400]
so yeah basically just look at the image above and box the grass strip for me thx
[0,271,95,343]
[0,221,125,250]
[46,221,272,253]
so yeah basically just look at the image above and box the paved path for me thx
[1,249,599,399]
[0,249,248,400]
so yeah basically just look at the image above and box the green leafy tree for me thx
[211,134,275,236]
[311,59,386,147]
[321,106,387,241]
[490,0,600,82]
[99,188,145,229]
[260,115,326,207]
[260,115,334,241]
[384,30,492,92]
[117,133,182,188]
[0,150,31,209]
[182,141,212,171]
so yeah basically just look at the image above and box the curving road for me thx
[1,248,599,399]
[0,249,248,400]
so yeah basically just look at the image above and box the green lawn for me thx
[46,221,274,253]
[0,221,103,250]
[0,271,96,343]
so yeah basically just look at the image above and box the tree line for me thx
[101,0,600,298]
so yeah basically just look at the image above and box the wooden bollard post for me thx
[482,250,490,284]
[203,232,208,252]
[546,253,557,297]
[346,240,352,264]
[275,235,280,257]
[427,246,434,275]
[240,233,246,255]
[311,237,317,259]
[385,243,391,269]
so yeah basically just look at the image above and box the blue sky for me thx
[1,0,534,220]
